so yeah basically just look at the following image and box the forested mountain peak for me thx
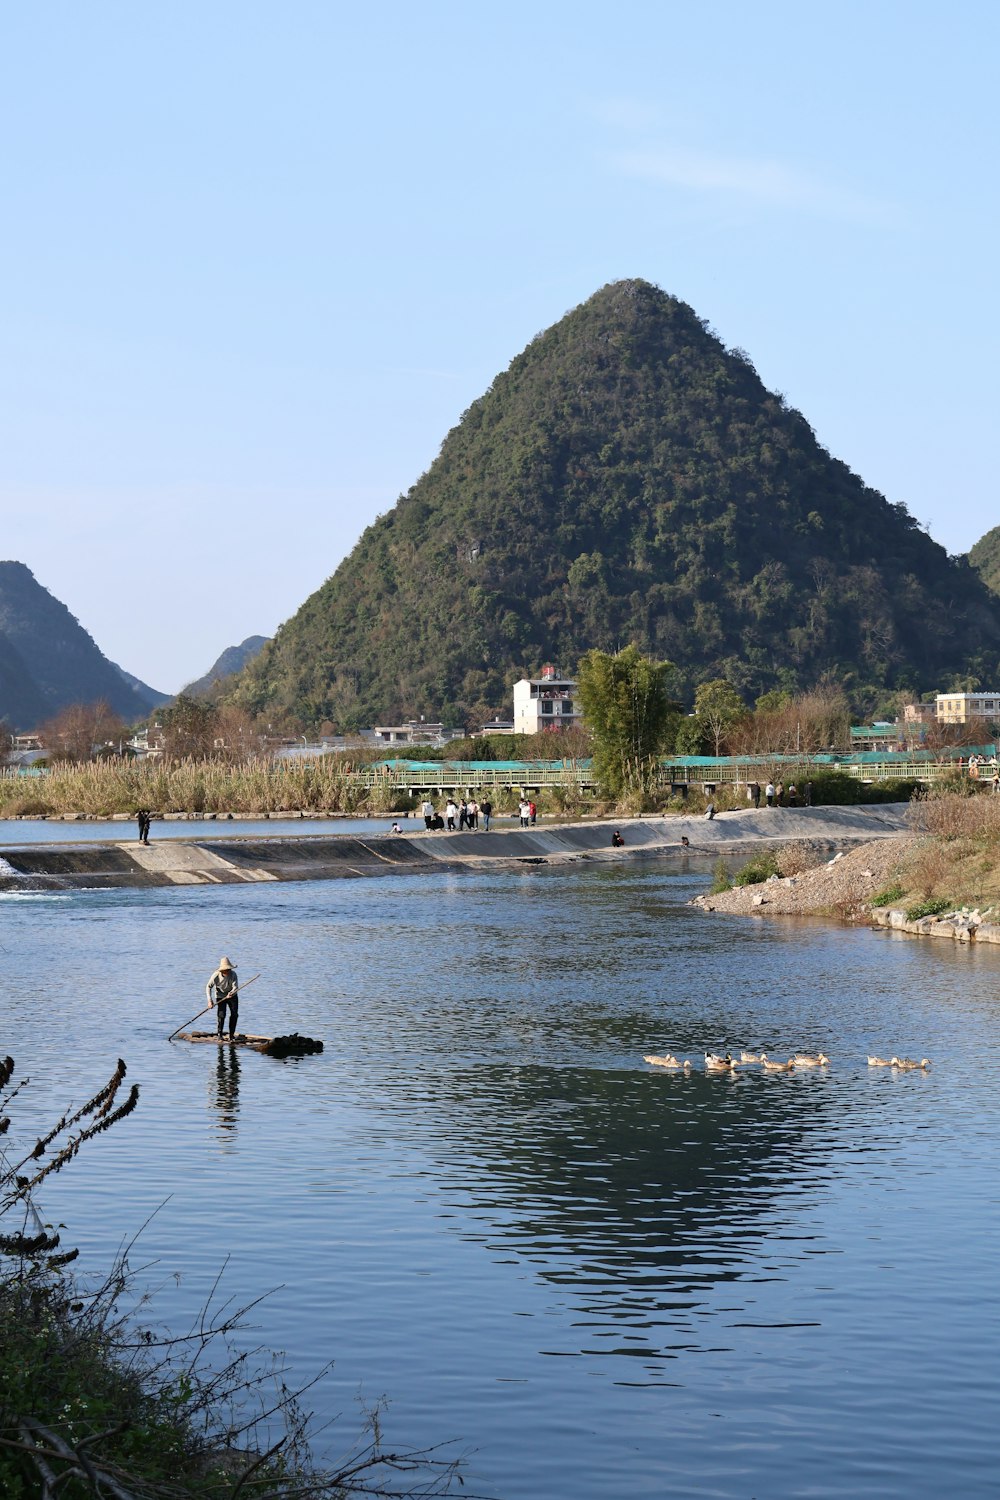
[230,280,1000,727]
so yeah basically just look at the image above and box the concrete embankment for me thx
[0,805,909,892]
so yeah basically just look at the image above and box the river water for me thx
[0,815,412,843]
[1,862,997,1498]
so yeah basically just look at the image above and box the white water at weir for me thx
[0,855,25,876]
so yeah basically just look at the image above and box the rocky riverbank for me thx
[694,822,1000,948]
[693,837,917,920]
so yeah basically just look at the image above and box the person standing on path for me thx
[136,809,151,844]
[519,797,530,828]
[480,797,493,831]
[446,799,458,831]
[528,799,537,826]
[206,956,240,1040]
[765,781,775,808]
[421,798,434,830]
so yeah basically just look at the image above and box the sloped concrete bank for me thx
[0,806,910,892]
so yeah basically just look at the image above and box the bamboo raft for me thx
[177,1031,324,1057]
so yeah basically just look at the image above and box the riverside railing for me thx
[311,757,963,794]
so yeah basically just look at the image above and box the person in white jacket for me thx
[206,956,239,1040]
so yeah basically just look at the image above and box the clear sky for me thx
[1,1,996,692]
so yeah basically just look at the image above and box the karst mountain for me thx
[181,635,270,699]
[0,562,164,730]
[230,279,1000,727]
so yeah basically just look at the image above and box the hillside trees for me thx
[577,646,680,796]
[968,526,1000,597]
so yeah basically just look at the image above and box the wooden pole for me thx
[167,973,261,1042]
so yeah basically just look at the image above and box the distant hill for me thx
[229,280,1000,727]
[114,663,171,709]
[0,561,161,729]
[181,636,270,699]
[968,526,1000,597]
[0,629,49,730]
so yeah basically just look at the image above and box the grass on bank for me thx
[896,787,1000,915]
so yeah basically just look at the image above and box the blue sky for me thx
[1,2,996,692]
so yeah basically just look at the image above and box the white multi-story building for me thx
[513,665,583,735]
[935,692,1000,725]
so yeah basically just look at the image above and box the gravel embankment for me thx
[693,835,919,920]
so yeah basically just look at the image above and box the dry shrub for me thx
[913,790,1000,844]
[905,837,958,900]
[775,844,822,877]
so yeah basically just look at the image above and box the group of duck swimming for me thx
[642,1050,931,1073]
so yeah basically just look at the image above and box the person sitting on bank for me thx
[680,835,690,848]
[206,956,239,1040]
[611,830,625,847]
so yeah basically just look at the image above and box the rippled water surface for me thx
[2,863,998,1498]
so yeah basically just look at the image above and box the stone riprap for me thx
[870,906,1000,942]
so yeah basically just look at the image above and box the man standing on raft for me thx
[206,956,239,1040]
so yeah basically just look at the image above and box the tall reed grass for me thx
[0,757,394,817]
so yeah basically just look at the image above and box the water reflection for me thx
[375,1058,832,1357]
[213,1044,241,1136]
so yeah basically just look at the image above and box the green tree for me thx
[674,716,705,755]
[694,679,745,756]
[158,694,218,758]
[754,688,792,715]
[577,646,678,796]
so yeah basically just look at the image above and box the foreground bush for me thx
[733,851,781,886]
